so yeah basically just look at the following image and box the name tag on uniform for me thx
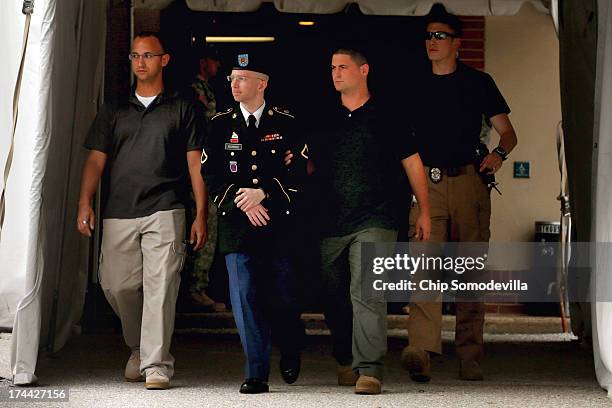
[225,143,242,151]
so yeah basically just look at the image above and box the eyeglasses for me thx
[226,75,265,83]
[128,52,165,61]
[424,31,456,41]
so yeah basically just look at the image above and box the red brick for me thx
[458,50,484,60]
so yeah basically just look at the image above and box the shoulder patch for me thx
[210,107,234,121]
[272,106,295,119]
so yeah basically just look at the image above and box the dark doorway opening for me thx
[161,1,430,117]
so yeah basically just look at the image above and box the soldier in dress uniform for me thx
[201,51,308,394]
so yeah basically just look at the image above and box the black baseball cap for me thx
[426,3,464,38]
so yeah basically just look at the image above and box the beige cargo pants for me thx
[99,209,186,377]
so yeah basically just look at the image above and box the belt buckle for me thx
[428,167,442,184]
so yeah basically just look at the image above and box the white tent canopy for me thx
[134,0,548,15]
[2,0,612,397]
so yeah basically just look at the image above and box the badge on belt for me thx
[428,167,442,184]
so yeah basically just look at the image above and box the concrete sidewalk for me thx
[1,330,607,408]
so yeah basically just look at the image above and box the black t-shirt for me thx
[309,99,418,237]
[84,91,205,219]
[412,62,510,167]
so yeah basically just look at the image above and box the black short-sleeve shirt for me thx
[412,62,510,167]
[309,99,418,236]
[84,91,205,219]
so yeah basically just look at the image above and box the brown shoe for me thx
[124,352,144,382]
[337,365,359,386]
[191,291,214,307]
[459,360,483,381]
[191,291,227,312]
[144,368,170,390]
[401,345,431,382]
[211,301,227,312]
[355,375,381,395]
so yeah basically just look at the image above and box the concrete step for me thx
[175,312,570,335]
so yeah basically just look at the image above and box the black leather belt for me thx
[427,164,473,184]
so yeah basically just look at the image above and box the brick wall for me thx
[458,16,485,70]
[105,1,130,100]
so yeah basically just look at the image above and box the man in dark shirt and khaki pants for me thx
[402,6,518,383]
[309,47,431,395]
[76,32,206,390]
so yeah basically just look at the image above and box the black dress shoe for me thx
[280,355,301,384]
[239,378,269,394]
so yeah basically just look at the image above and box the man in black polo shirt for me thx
[401,7,518,383]
[76,32,206,390]
[308,47,431,395]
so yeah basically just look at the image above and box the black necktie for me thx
[247,114,256,130]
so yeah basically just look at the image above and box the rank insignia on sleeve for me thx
[230,161,238,173]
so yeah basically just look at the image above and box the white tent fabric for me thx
[0,0,106,384]
[592,0,612,397]
[0,0,53,385]
[2,0,612,395]
[134,0,548,15]
[0,0,31,332]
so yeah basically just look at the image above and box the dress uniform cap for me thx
[233,51,271,76]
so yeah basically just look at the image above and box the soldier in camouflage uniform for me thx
[191,50,219,121]
[188,48,225,311]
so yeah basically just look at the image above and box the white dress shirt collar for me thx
[239,101,266,128]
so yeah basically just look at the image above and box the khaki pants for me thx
[99,209,186,377]
[321,228,398,381]
[407,166,490,361]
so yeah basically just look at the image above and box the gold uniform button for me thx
[271,149,276,154]
[251,165,258,171]
[286,210,290,215]
[252,178,259,185]
[251,150,257,156]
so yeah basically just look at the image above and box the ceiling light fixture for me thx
[205,36,275,43]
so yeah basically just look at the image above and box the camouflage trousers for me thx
[188,202,218,293]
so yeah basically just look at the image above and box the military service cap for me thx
[233,51,271,76]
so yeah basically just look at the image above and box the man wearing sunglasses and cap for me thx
[201,51,308,394]
[401,5,517,382]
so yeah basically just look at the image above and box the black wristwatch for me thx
[493,146,508,161]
